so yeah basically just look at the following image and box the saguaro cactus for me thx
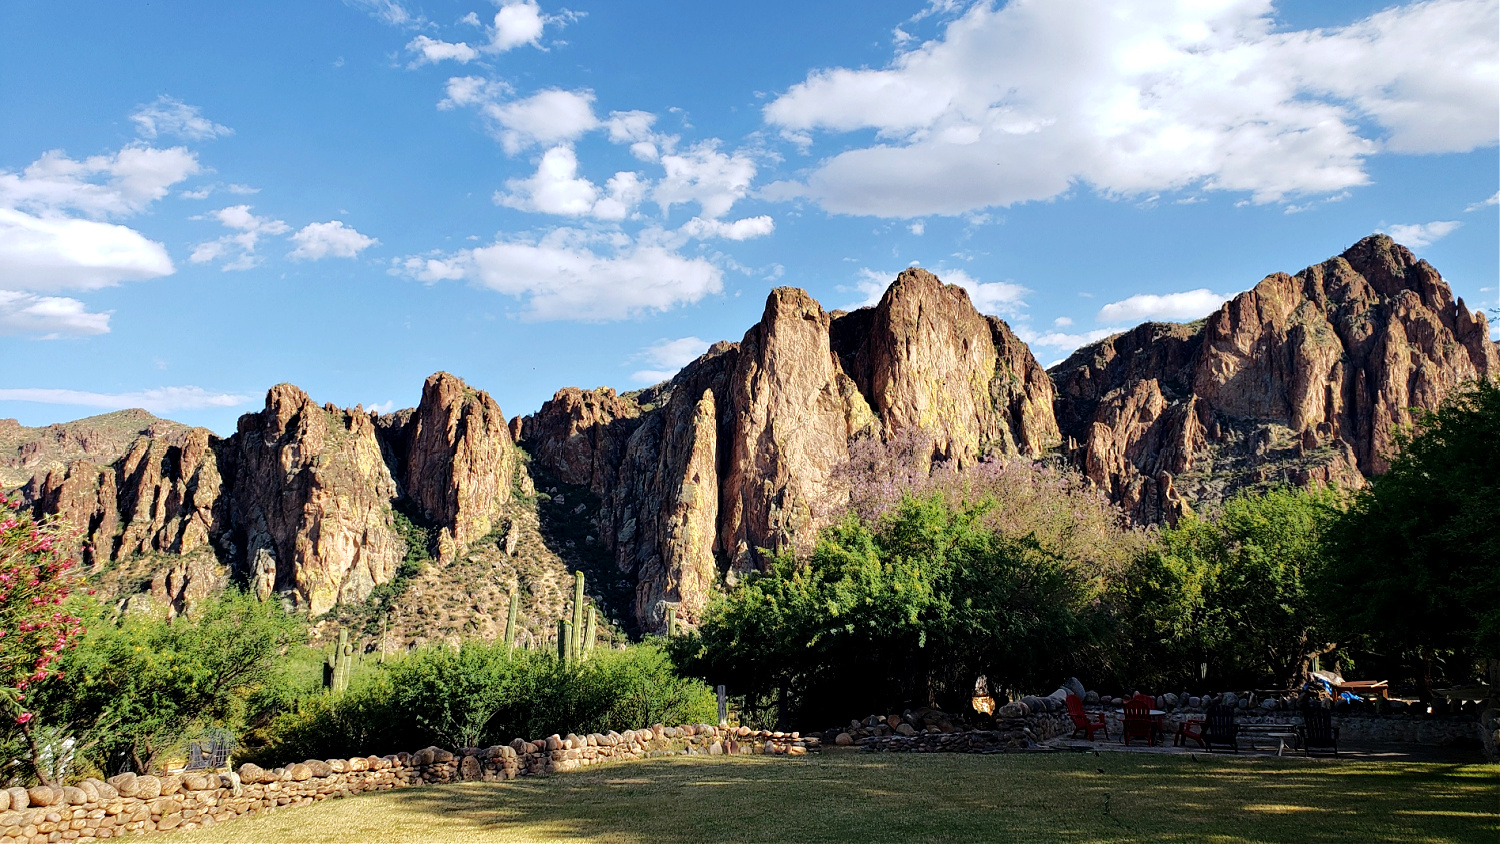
[325,629,353,694]
[557,620,570,662]
[571,571,586,663]
[584,606,597,658]
[505,591,520,652]
[666,605,678,638]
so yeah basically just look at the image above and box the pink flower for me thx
[15,713,32,725]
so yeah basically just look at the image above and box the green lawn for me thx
[178,751,1497,844]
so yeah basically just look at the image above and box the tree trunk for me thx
[18,721,55,787]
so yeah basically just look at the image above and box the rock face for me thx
[520,274,1057,630]
[25,427,224,568]
[1053,234,1498,522]
[384,373,519,561]
[0,409,189,491]
[228,385,404,615]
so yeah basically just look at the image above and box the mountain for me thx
[1052,234,1498,522]
[0,409,189,490]
[12,235,1496,639]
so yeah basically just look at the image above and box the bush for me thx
[240,641,714,766]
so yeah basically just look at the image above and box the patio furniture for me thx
[1134,693,1168,736]
[1175,717,1205,748]
[1066,694,1108,741]
[1334,679,1388,699]
[1298,705,1340,755]
[1122,698,1158,746]
[1238,722,1299,751]
[1202,704,1239,753]
[1266,732,1299,757]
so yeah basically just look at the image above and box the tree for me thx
[24,590,304,779]
[1319,379,1500,693]
[0,496,83,785]
[1115,487,1342,691]
[673,494,1098,728]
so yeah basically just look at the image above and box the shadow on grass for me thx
[360,753,1498,844]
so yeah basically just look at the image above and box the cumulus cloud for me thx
[129,96,232,141]
[0,291,111,338]
[190,205,290,271]
[1097,289,1231,324]
[406,35,480,67]
[345,0,424,28]
[678,215,774,241]
[1382,221,1462,250]
[396,227,722,321]
[0,145,201,219]
[654,142,757,219]
[604,110,677,162]
[495,145,646,220]
[443,84,600,154]
[764,0,1499,216]
[288,221,379,260]
[1014,325,1121,356]
[847,266,1027,317]
[0,208,174,293]
[0,386,251,413]
[491,0,547,50]
[630,336,710,383]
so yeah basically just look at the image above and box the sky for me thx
[1,0,1496,434]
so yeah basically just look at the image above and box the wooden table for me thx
[1239,723,1299,753]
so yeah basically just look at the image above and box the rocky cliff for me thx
[1,409,189,490]
[1052,234,1498,522]
[520,270,1058,630]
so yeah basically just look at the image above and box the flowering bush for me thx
[0,497,83,729]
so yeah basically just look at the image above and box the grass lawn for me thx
[177,751,1498,843]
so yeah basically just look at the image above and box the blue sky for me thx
[1,0,1495,434]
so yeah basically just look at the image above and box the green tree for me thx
[1115,487,1342,691]
[1319,380,1500,693]
[672,494,1097,728]
[22,590,304,779]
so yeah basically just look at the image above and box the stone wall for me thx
[0,724,816,843]
[1096,709,1484,747]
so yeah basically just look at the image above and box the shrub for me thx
[240,641,714,766]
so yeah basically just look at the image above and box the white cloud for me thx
[846,266,1027,317]
[1014,324,1120,355]
[289,221,379,260]
[366,400,396,414]
[129,96,232,141]
[630,336,710,383]
[764,0,1499,217]
[0,208,174,292]
[678,215,775,241]
[0,386,251,414]
[604,110,677,162]
[908,221,925,235]
[496,145,646,221]
[0,145,201,219]
[396,227,723,321]
[491,0,546,50]
[1097,289,1231,323]
[406,35,480,67]
[449,86,600,154]
[345,0,423,28]
[0,291,110,338]
[1382,220,1462,250]
[1053,316,1072,327]
[654,142,756,219]
[1465,191,1499,212]
[190,205,290,271]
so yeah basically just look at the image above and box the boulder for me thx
[236,763,267,785]
[1084,691,1100,705]
[108,772,139,798]
[287,764,313,782]
[998,702,1026,718]
[136,776,162,800]
[1064,677,1087,700]
[25,785,57,808]
[302,759,334,777]
[896,723,918,737]
[5,787,26,810]
[834,733,853,746]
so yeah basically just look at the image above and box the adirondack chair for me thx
[1298,705,1340,755]
[1133,693,1167,738]
[1202,704,1239,752]
[1066,694,1108,741]
[1122,698,1156,746]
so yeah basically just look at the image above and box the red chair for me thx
[1123,698,1156,746]
[1133,693,1167,739]
[1065,694,1108,741]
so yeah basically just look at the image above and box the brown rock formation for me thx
[1,409,189,490]
[228,385,404,615]
[392,373,518,561]
[26,427,224,567]
[520,387,641,496]
[720,288,876,570]
[1054,234,1497,521]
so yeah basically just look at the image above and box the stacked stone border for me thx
[0,724,815,842]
